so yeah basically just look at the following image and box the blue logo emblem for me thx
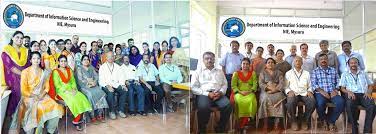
[3,4,24,29]
[222,17,245,38]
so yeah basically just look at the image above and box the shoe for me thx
[97,116,106,123]
[118,111,127,118]
[138,111,147,116]
[329,123,337,132]
[301,121,309,130]
[291,121,299,131]
[73,123,83,131]
[322,121,329,131]
[168,105,175,113]
[129,111,136,116]
[109,112,116,120]
[91,118,99,125]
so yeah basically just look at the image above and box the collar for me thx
[293,67,303,74]
[348,69,360,75]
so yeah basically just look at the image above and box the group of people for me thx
[191,40,375,134]
[0,31,185,133]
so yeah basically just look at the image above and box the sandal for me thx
[329,124,337,132]
[73,123,83,131]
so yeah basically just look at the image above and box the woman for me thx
[75,55,108,124]
[258,58,286,131]
[74,42,87,67]
[159,53,183,112]
[89,41,101,72]
[160,41,169,64]
[114,45,123,65]
[251,47,266,77]
[39,40,50,69]
[0,31,30,118]
[61,39,75,71]
[142,42,151,55]
[46,39,60,69]
[100,44,110,64]
[49,55,92,131]
[17,52,64,134]
[30,41,40,52]
[275,49,291,75]
[231,58,258,130]
[169,37,188,83]
[168,36,181,53]
[129,46,142,66]
[152,42,162,68]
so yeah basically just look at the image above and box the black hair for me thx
[57,55,67,68]
[341,41,352,47]
[276,49,284,55]
[230,40,240,47]
[115,45,122,54]
[24,36,30,39]
[265,57,276,64]
[47,39,56,55]
[81,54,90,62]
[202,51,215,58]
[142,42,151,55]
[63,39,72,51]
[169,36,181,49]
[256,46,264,51]
[79,42,87,55]
[152,42,161,58]
[300,43,308,49]
[318,53,328,58]
[9,31,24,45]
[242,58,251,63]
[128,38,134,42]
[130,46,140,55]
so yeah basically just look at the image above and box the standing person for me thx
[339,57,375,134]
[89,41,101,72]
[39,40,50,69]
[97,39,104,54]
[285,45,297,65]
[264,44,276,59]
[137,54,164,114]
[121,42,129,56]
[315,40,339,72]
[251,47,266,77]
[49,55,92,131]
[169,37,189,83]
[152,42,162,68]
[311,53,344,132]
[285,56,316,131]
[108,43,114,52]
[17,52,64,134]
[300,43,316,74]
[30,41,40,52]
[100,44,110,64]
[231,58,258,131]
[74,42,87,68]
[99,52,128,119]
[142,42,151,55]
[191,51,232,133]
[258,58,286,131]
[337,41,365,76]
[120,55,146,116]
[159,53,183,112]
[71,35,80,53]
[244,41,256,60]
[219,40,245,97]
[168,36,181,53]
[76,55,109,124]
[55,39,65,54]
[61,39,75,71]
[23,36,31,48]
[128,38,134,47]
[114,46,123,65]
[46,39,60,70]
[274,49,292,75]
[129,46,143,67]
[160,41,169,63]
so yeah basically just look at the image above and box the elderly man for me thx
[191,51,232,133]
[285,45,297,65]
[315,40,338,72]
[285,56,316,131]
[339,57,375,134]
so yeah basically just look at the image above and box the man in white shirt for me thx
[99,51,128,119]
[120,55,146,116]
[285,56,316,131]
[300,43,316,74]
[264,44,276,59]
[191,51,232,133]
[137,54,164,114]
[244,41,256,60]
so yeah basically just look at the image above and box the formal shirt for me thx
[264,53,276,59]
[285,68,313,96]
[311,66,339,93]
[315,50,338,71]
[301,55,316,74]
[337,52,365,76]
[137,63,159,82]
[219,52,244,74]
[285,54,297,65]
[159,64,183,85]
[339,70,373,94]
[120,64,138,82]
[99,62,122,88]
[244,51,256,59]
[191,67,227,96]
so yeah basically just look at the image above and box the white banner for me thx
[1,2,112,36]
[219,16,343,40]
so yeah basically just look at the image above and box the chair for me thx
[56,100,68,134]
[314,102,347,133]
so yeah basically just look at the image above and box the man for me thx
[338,41,365,76]
[219,40,244,97]
[137,54,164,114]
[264,44,276,59]
[121,42,129,56]
[71,35,80,53]
[285,56,316,131]
[285,45,297,65]
[311,53,344,132]
[23,36,31,48]
[315,40,338,72]
[108,43,114,52]
[300,43,316,74]
[97,39,104,54]
[99,51,128,119]
[120,56,146,116]
[191,51,232,133]
[89,41,101,71]
[244,41,256,59]
[339,57,375,134]
[128,38,134,47]
[56,39,65,53]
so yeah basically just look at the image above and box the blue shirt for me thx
[337,52,365,76]
[285,54,297,66]
[311,66,339,93]
[339,70,373,93]
[219,52,244,74]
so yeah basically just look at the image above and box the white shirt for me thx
[120,64,138,82]
[285,68,313,96]
[244,51,256,59]
[301,55,316,74]
[137,63,159,82]
[99,62,122,88]
[191,67,227,96]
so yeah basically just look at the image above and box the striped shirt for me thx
[339,70,373,93]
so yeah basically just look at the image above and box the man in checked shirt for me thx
[311,53,345,132]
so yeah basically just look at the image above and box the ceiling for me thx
[216,0,344,10]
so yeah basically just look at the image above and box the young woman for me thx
[251,47,266,77]
[30,41,40,52]
[88,41,101,72]
[160,41,169,65]
[46,39,60,69]
[231,58,258,131]
[129,46,142,66]
[100,44,110,64]
[18,52,64,134]
[61,39,75,71]
[74,42,87,67]
[275,49,292,75]
[39,40,50,69]
[152,42,162,68]
[75,55,108,124]
[114,45,123,65]
[49,55,92,131]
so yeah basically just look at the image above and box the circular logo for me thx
[3,4,24,29]
[221,17,245,38]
